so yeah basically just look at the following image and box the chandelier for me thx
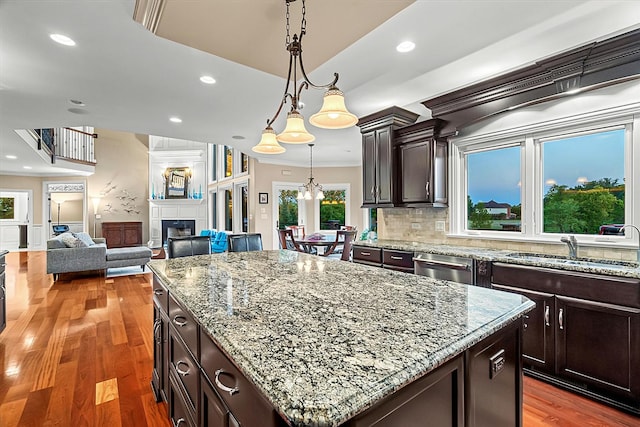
[298,143,324,200]
[252,0,357,155]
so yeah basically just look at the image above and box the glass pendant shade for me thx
[277,111,315,144]
[309,88,358,129]
[252,127,285,154]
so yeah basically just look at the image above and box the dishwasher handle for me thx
[413,257,471,271]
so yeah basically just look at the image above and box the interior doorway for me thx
[272,183,306,250]
[43,181,87,240]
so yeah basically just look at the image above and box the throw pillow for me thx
[59,232,82,248]
[74,232,95,247]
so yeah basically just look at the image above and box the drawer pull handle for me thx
[558,308,564,330]
[175,360,190,376]
[361,252,371,256]
[390,256,403,260]
[544,305,550,327]
[173,316,187,327]
[215,369,239,396]
[173,417,186,427]
[153,289,164,296]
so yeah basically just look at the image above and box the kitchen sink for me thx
[503,252,639,270]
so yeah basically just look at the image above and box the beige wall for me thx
[89,129,149,241]
[252,162,363,249]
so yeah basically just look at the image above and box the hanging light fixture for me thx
[252,0,357,154]
[298,143,324,200]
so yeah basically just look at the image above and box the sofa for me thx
[46,232,152,281]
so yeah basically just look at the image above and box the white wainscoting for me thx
[149,199,206,247]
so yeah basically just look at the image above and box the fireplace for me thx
[161,219,196,245]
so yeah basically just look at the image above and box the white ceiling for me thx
[1,0,640,177]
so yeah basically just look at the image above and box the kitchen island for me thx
[148,250,534,427]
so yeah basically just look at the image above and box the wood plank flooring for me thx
[1,251,638,426]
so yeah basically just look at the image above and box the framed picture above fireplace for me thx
[164,167,191,199]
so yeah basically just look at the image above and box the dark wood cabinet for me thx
[556,296,639,401]
[101,221,143,248]
[200,374,239,427]
[491,262,640,413]
[152,277,169,403]
[492,284,555,374]
[0,251,6,335]
[358,107,419,208]
[352,246,414,273]
[395,119,448,207]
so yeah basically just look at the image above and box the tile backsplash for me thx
[378,208,637,262]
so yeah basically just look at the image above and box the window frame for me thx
[450,111,639,249]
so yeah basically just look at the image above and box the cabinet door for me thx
[362,132,377,205]
[201,374,236,427]
[375,128,393,204]
[399,140,431,204]
[493,284,555,373]
[152,304,168,403]
[556,296,640,401]
[123,223,142,246]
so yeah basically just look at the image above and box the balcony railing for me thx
[33,127,97,165]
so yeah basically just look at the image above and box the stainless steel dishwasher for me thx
[413,252,475,284]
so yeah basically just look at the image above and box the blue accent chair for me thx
[211,231,228,253]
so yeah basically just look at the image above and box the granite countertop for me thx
[148,250,534,427]
[354,239,640,279]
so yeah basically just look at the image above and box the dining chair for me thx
[286,225,306,239]
[322,230,357,261]
[227,233,263,252]
[278,229,305,252]
[167,235,212,258]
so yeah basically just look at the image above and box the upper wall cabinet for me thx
[395,119,448,207]
[358,107,419,208]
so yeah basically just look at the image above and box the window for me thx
[451,113,637,245]
[236,182,248,233]
[314,184,350,232]
[210,144,218,182]
[240,152,249,174]
[466,145,521,232]
[224,188,233,231]
[541,128,624,235]
[224,146,233,178]
[210,190,218,230]
[368,208,378,232]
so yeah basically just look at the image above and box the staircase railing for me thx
[32,127,97,165]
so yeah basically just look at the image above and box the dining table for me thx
[295,233,341,255]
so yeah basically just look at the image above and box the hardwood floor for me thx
[1,251,638,426]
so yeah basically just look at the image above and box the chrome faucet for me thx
[560,235,578,259]
[621,225,640,262]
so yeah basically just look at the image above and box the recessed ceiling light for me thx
[396,41,415,53]
[169,117,182,123]
[5,155,17,159]
[200,75,216,84]
[23,166,33,169]
[50,34,76,46]
[231,135,245,140]
[70,99,85,106]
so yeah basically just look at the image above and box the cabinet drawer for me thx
[153,276,169,313]
[169,295,198,358]
[200,330,285,427]
[169,329,199,414]
[383,249,414,269]
[353,246,382,264]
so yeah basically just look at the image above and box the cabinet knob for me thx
[215,369,240,396]
[175,360,190,376]
[172,315,188,327]
[558,308,564,330]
